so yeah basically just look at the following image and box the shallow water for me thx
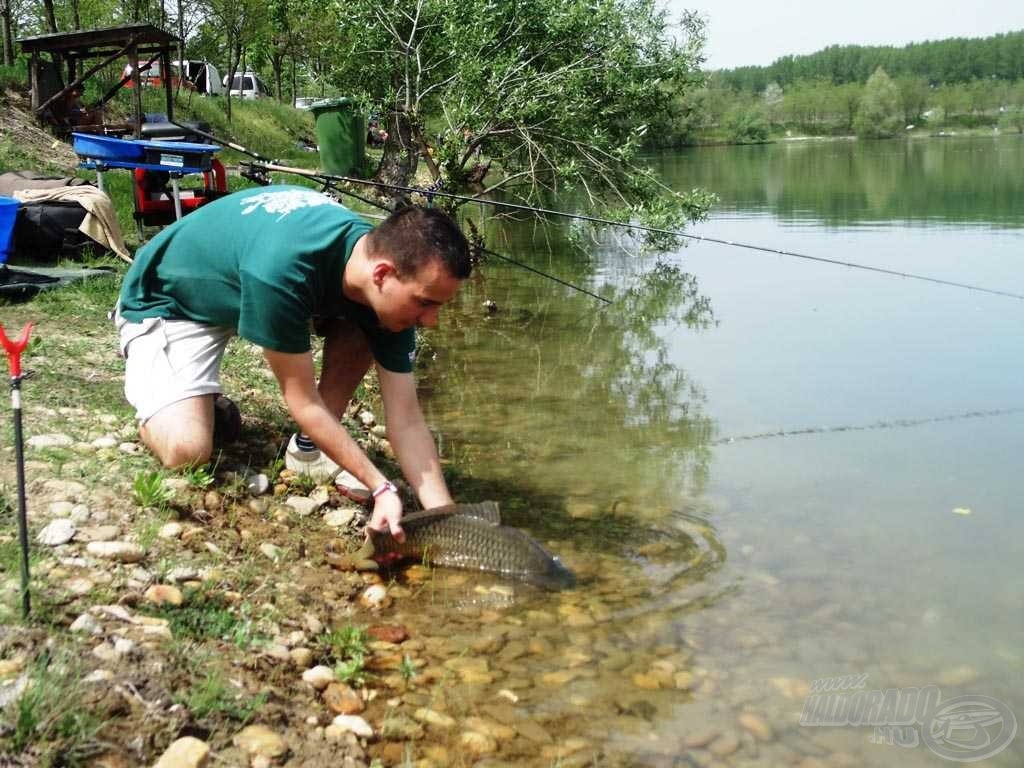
[405,136,1024,766]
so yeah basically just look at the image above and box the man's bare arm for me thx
[377,365,453,509]
[263,348,404,539]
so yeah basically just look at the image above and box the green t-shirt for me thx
[119,185,415,372]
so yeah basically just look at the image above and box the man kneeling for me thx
[116,185,472,540]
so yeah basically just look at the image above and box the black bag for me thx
[11,201,95,263]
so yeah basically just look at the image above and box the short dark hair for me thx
[367,205,472,279]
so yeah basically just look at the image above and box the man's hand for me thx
[368,491,405,543]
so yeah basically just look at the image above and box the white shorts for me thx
[115,306,235,423]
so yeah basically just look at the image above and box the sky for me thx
[668,0,1024,70]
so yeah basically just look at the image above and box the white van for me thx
[174,60,224,96]
[125,59,224,96]
[223,71,269,100]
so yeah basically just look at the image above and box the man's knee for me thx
[152,437,213,470]
[140,396,215,469]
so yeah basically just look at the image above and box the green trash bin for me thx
[310,97,366,177]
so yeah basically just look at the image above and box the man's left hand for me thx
[368,491,405,543]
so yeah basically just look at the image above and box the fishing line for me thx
[172,122,1023,302]
[712,406,1024,446]
[252,161,1024,302]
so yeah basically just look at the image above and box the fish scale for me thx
[368,503,576,590]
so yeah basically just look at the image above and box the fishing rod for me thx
[171,121,609,304]
[251,161,1024,303]
[173,122,1024,302]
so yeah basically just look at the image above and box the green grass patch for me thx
[319,624,370,686]
[3,650,105,765]
[132,470,174,509]
[176,665,267,723]
[142,587,266,649]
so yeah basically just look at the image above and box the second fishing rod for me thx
[172,121,611,305]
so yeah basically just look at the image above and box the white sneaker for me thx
[285,434,341,482]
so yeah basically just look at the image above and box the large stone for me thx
[359,584,389,609]
[70,613,102,635]
[285,496,320,517]
[329,714,373,738]
[87,541,144,563]
[414,708,456,729]
[259,543,284,561]
[232,725,287,760]
[302,666,335,691]
[37,519,76,546]
[323,682,364,715]
[28,433,74,449]
[367,624,408,644]
[47,500,75,517]
[144,585,184,607]
[738,712,774,741]
[460,731,498,756]
[245,472,270,496]
[77,525,121,542]
[152,737,210,768]
[323,508,356,528]
[159,523,183,540]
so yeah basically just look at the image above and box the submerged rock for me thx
[233,725,288,760]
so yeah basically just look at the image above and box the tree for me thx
[201,0,265,120]
[1,0,16,65]
[724,103,768,143]
[854,67,902,138]
[833,82,864,133]
[896,76,929,124]
[324,0,713,232]
[762,81,783,126]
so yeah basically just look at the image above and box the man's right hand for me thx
[368,490,405,543]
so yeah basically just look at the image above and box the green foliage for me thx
[7,651,104,763]
[398,654,419,683]
[724,104,769,143]
[178,666,267,722]
[323,0,710,228]
[322,625,369,686]
[144,588,265,648]
[180,463,216,489]
[133,470,174,508]
[323,624,368,659]
[718,30,1024,91]
[854,68,903,139]
[1000,107,1024,133]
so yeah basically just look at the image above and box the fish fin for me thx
[325,536,377,572]
[412,501,501,525]
[458,501,502,524]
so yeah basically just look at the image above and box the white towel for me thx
[13,186,131,262]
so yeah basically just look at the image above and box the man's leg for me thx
[286,317,373,480]
[119,313,233,469]
[141,395,215,468]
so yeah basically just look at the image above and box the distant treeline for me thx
[718,30,1024,91]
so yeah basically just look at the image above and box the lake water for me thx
[405,136,1024,766]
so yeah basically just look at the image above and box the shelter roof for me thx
[17,23,178,58]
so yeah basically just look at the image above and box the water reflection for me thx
[657,135,1024,226]
[425,221,719,522]
[403,137,1023,766]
